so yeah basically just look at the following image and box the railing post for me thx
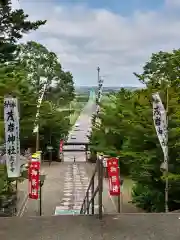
[91,177,95,215]
[85,144,88,162]
[117,161,121,213]
[84,199,86,214]
[86,191,89,214]
[98,155,103,219]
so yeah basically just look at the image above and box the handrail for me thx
[80,157,103,219]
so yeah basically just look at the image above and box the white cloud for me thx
[11,0,180,86]
[165,0,180,7]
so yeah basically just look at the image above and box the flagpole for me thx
[165,86,169,213]
[152,91,169,213]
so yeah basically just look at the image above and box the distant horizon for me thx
[75,85,144,88]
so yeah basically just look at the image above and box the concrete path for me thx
[18,162,67,216]
[16,94,116,216]
[16,98,96,215]
[17,162,116,217]
[54,162,117,215]
[55,163,92,214]
[63,95,96,162]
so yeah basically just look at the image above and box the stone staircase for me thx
[1,161,180,239]
[0,214,179,240]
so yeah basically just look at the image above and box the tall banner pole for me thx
[152,92,168,212]
[165,87,169,213]
[33,83,47,151]
[32,83,47,216]
[95,67,103,122]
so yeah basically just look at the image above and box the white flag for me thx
[14,98,21,167]
[4,97,20,177]
[33,83,47,133]
[152,93,168,164]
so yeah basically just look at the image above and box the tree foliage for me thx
[0,0,75,198]
[90,49,180,212]
[0,0,46,63]
[0,47,75,149]
[18,41,75,105]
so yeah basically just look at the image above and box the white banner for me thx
[4,97,20,177]
[152,93,168,164]
[96,84,103,115]
[14,98,21,167]
[33,83,47,133]
[14,98,20,151]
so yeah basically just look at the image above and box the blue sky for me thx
[13,0,180,87]
[59,0,164,15]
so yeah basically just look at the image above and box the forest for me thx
[90,50,180,212]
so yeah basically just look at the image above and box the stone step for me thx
[0,214,179,240]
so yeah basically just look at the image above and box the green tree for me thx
[90,49,180,212]
[0,0,46,63]
[0,64,37,147]
[19,41,75,105]
[0,0,46,201]
[134,50,180,88]
[0,1,77,200]
[39,101,70,156]
[19,42,60,92]
[46,71,75,106]
[89,89,132,170]
[17,41,75,153]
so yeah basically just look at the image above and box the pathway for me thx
[63,93,96,162]
[17,92,116,216]
[55,163,99,215]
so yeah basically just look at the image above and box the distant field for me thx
[75,86,139,95]
[58,98,87,112]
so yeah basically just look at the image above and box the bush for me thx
[131,183,165,212]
